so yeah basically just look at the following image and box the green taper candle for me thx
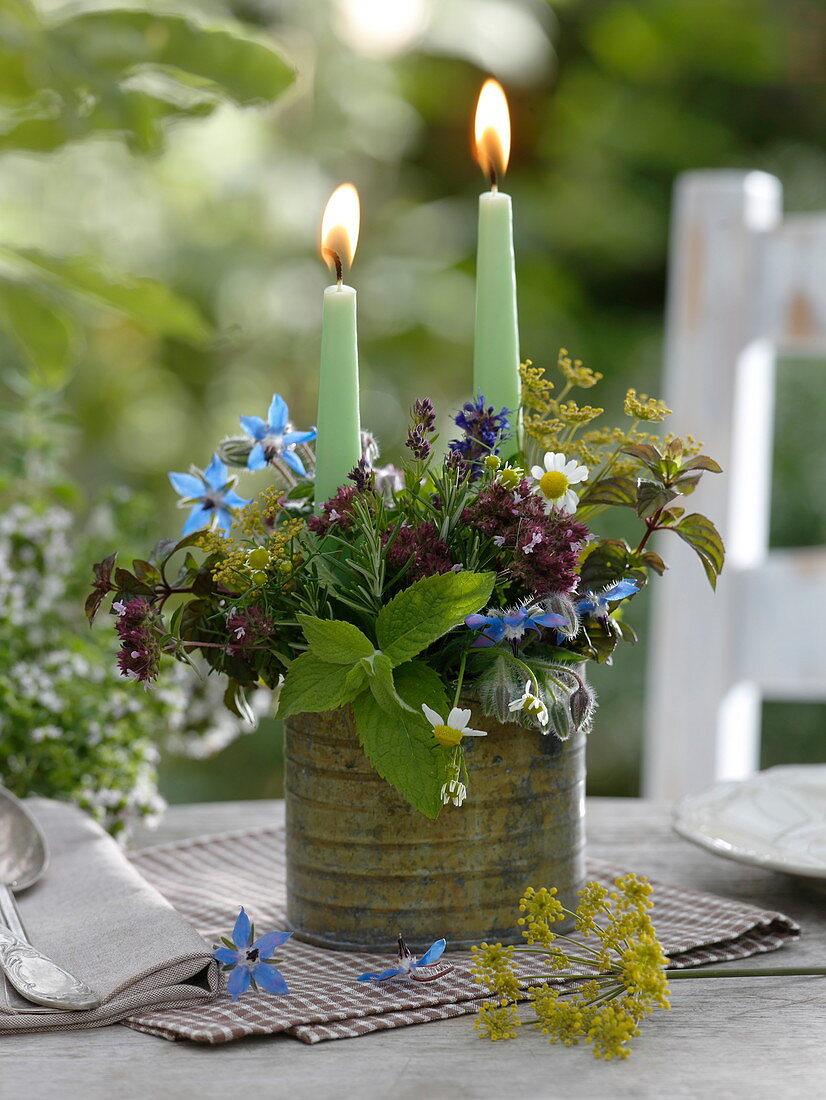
[473,79,521,434]
[314,184,362,507]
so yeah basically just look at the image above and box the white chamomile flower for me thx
[530,452,589,515]
[440,778,467,807]
[508,681,550,729]
[421,704,487,748]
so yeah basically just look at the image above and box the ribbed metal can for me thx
[284,705,585,952]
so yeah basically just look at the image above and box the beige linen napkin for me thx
[0,799,217,1033]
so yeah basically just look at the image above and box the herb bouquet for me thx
[89,350,724,948]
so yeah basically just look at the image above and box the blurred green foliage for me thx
[1,0,823,802]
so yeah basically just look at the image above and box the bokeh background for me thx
[2,0,824,805]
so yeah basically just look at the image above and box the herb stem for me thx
[453,650,468,709]
[665,967,826,980]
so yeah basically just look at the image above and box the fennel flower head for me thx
[472,873,671,1060]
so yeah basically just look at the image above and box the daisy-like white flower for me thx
[440,778,467,806]
[421,704,487,748]
[530,452,589,515]
[509,680,550,729]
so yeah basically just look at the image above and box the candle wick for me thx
[323,247,343,285]
[488,164,498,193]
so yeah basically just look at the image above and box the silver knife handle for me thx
[0,926,101,1010]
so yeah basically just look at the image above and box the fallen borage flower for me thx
[471,874,826,1060]
[358,935,454,983]
[212,907,292,1000]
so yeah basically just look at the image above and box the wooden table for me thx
[1,798,824,1100]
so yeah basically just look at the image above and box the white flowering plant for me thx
[89,350,724,819]
[0,419,263,837]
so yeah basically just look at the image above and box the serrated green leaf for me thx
[678,455,723,476]
[344,663,367,697]
[673,513,726,590]
[639,550,667,576]
[579,540,630,590]
[132,558,160,585]
[621,442,665,474]
[297,614,374,665]
[276,652,354,718]
[580,475,636,508]
[363,652,414,713]
[376,570,495,667]
[354,661,451,819]
[635,479,678,519]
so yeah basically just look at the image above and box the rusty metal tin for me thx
[285,704,585,952]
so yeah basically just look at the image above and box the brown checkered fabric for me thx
[123,824,799,1045]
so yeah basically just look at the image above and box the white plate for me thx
[673,765,826,879]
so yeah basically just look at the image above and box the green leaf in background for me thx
[297,614,374,665]
[0,3,295,154]
[376,571,495,667]
[0,248,210,343]
[0,276,76,386]
[672,513,726,589]
[354,660,451,819]
[51,9,295,108]
[276,652,355,718]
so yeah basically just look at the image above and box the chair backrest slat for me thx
[643,170,826,801]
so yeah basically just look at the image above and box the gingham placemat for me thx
[122,824,800,1044]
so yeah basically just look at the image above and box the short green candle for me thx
[314,282,361,506]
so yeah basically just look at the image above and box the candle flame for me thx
[474,79,510,186]
[321,183,360,279]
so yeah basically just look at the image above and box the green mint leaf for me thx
[297,614,374,664]
[276,652,355,718]
[344,663,368,697]
[354,660,452,819]
[376,570,495,667]
[362,652,415,713]
[672,513,725,590]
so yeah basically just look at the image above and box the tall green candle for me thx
[473,79,521,433]
[314,183,362,507]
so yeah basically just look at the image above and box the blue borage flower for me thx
[576,579,639,620]
[212,907,292,1000]
[358,935,453,984]
[240,394,316,476]
[465,604,568,648]
[168,455,251,536]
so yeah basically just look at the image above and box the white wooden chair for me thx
[643,170,826,800]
